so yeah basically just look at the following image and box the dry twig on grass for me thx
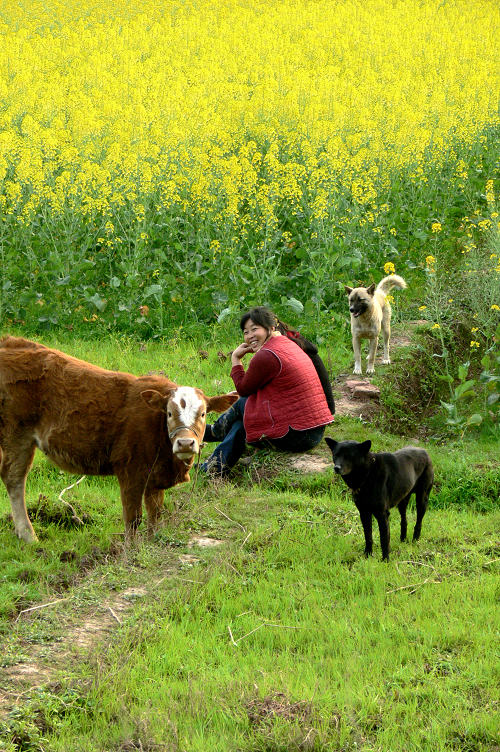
[214,505,246,532]
[386,577,438,595]
[15,597,70,622]
[58,475,86,525]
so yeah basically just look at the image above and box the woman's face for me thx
[243,318,272,352]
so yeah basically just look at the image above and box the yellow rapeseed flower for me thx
[0,0,498,243]
[384,262,396,274]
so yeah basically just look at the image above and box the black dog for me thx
[325,438,434,561]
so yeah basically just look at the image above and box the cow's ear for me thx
[141,389,170,411]
[205,392,239,413]
[324,437,337,451]
[366,284,376,296]
[344,286,353,295]
[357,440,372,454]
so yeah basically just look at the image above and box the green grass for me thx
[10,484,499,752]
[0,336,498,751]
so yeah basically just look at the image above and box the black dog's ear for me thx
[366,284,376,296]
[357,440,372,454]
[324,437,337,451]
[344,286,353,295]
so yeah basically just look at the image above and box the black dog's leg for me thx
[398,494,410,542]
[413,489,428,541]
[413,470,432,541]
[375,509,390,561]
[359,509,373,557]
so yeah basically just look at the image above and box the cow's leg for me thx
[144,489,164,536]
[0,440,37,542]
[117,475,144,540]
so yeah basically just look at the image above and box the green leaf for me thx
[217,307,232,323]
[143,284,163,299]
[487,392,499,406]
[466,414,483,425]
[109,276,121,288]
[481,354,491,369]
[88,293,107,311]
[454,380,476,399]
[284,297,304,314]
[339,256,362,268]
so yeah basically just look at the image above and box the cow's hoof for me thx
[17,529,38,543]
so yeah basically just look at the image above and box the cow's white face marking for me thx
[169,387,206,459]
[171,387,204,427]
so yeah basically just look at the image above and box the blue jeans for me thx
[202,397,248,475]
[202,396,326,475]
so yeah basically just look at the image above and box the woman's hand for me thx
[231,342,253,365]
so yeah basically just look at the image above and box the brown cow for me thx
[0,336,238,542]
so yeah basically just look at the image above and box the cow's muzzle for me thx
[169,425,202,459]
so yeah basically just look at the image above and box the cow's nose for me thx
[177,437,195,450]
[334,465,342,474]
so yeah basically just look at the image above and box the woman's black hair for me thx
[240,306,277,332]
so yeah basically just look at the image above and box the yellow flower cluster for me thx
[0,0,499,239]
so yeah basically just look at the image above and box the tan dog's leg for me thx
[352,333,363,375]
[366,335,378,374]
[381,306,391,364]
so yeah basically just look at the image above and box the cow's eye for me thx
[201,411,206,418]
[167,411,172,417]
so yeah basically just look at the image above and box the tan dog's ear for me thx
[366,283,376,296]
[344,286,353,295]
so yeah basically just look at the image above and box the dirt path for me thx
[0,535,224,720]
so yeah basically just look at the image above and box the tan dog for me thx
[345,275,407,375]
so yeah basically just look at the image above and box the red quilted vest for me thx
[243,335,334,443]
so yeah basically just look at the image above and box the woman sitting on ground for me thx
[202,306,335,476]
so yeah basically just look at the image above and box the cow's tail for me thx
[376,274,407,296]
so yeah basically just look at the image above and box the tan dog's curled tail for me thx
[376,274,407,296]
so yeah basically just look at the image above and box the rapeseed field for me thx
[0,0,499,332]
